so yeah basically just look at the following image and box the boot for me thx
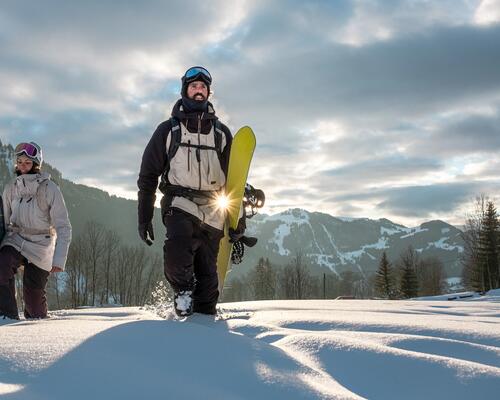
[174,290,193,317]
[0,284,19,320]
[23,287,48,319]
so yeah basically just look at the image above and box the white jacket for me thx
[1,172,72,271]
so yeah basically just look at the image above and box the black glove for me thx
[229,227,244,243]
[138,191,156,227]
[229,229,258,247]
[139,221,155,246]
[241,236,258,247]
[229,215,247,243]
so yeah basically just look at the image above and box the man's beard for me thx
[193,93,206,101]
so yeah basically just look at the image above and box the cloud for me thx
[329,181,490,218]
[0,0,499,226]
[324,156,443,186]
[214,23,500,128]
[409,110,500,157]
[474,0,500,25]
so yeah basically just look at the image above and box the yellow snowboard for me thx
[217,126,256,293]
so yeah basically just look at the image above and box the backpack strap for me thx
[160,117,181,193]
[167,117,182,162]
[213,119,224,165]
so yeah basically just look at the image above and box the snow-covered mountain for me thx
[235,208,464,279]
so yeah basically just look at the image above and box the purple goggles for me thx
[15,142,39,158]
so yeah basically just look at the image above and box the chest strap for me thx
[164,185,221,206]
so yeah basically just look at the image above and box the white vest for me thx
[167,122,228,231]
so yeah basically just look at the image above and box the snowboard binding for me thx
[230,183,265,265]
[243,183,265,218]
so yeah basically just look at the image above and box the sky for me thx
[1,0,500,227]
[0,295,499,399]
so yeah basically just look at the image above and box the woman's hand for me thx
[51,266,63,273]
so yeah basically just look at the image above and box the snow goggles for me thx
[184,66,212,84]
[15,142,39,158]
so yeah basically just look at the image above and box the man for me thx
[137,66,233,317]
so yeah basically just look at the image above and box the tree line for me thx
[221,245,449,303]
[373,246,446,299]
[16,220,163,310]
[14,196,499,309]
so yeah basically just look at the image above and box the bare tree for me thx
[417,257,446,296]
[82,221,106,306]
[100,230,121,305]
[140,253,163,305]
[278,252,314,299]
[65,235,87,307]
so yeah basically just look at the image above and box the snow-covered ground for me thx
[1,292,499,399]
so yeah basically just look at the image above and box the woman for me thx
[0,142,72,319]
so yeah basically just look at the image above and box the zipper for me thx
[187,140,191,172]
[197,114,202,190]
[207,152,210,179]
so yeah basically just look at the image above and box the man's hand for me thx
[228,227,244,243]
[51,266,63,273]
[139,221,155,246]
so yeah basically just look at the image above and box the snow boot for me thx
[0,284,19,320]
[174,290,193,317]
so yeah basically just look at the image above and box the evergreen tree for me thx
[398,246,419,298]
[400,265,419,298]
[461,195,487,291]
[374,251,396,299]
[477,201,500,291]
[251,257,276,300]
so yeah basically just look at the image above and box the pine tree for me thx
[374,251,396,299]
[477,201,500,291]
[461,195,486,291]
[398,246,419,298]
[251,257,276,300]
[400,266,419,298]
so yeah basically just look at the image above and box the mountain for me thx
[229,208,464,280]
[1,140,464,279]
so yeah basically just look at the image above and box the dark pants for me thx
[163,209,222,314]
[0,246,50,319]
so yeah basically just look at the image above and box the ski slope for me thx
[0,291,499,399]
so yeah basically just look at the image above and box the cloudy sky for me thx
[1,0,499,227]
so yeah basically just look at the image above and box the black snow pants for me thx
[0,245,50,319]
[163,208,222,314]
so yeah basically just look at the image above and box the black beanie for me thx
[181,66,212,97]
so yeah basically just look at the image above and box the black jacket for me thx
[137,99,232,225]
